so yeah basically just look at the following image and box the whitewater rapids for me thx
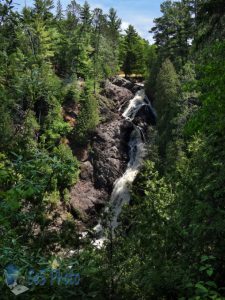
[93,89,152,248]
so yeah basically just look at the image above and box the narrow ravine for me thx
[93,89,156,247]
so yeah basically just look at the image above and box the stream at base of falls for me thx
[92,89,154,248]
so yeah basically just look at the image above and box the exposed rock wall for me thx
[70,78,136,225]
[92,119,132,192]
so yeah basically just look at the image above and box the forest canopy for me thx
[0,0,225,299]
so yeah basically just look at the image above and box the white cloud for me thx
[117,13,155,42]
[134,16,154,26]
[121,21,129,33]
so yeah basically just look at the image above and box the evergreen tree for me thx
[80,0,91,29]
[122,25,147,77]
[33,0,54,20]
[92,7,104,91]
[106,8,121,73]
[75,81,99,144]
[56,0,63,20]
[2,0,225,299]
[155,59,180,156]
[108,8,121,40]
[66,0,81,28]
[150,0,193,68]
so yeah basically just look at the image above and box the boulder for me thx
[80,161,94,181]
[70,181,108,224]
[111,76,144,95]
[103,80,133,107]
[134,104,157,126]
[132,83,144,94]
[112,76,134,90]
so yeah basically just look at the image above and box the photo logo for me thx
[4,264,29,296]
[3,263,80,296]
[28,269,80,286]
[4,264,19,288]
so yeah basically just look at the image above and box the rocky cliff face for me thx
[92,119,132,192]
[69,77,141,227]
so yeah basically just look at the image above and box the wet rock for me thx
[111,76,144,95]
[134,104,157,126]
[112,76,134,90]
[103,80,133,107]
[132,83,144,94]
[69,77,142,227]
[70,181,108,224]
[92,119,133,192]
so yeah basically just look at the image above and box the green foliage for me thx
[0,149,78,208]
[102,2,225,300]
[56,0,63,20]
[144,44,158,98]
[121,25,150,77]
[55,1,121,79]
[155,58,180,157]
[0,89,14,151]
[75,81,99,145]
[150,0,194,68]
[186,41,225,135]
[62,76,80,105]
[1,0,225,299]
[41,104,72,147]
[52,143,79,189]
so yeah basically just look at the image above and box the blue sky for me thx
[14,0,164,43]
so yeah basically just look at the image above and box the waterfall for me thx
[109,125,146,230]
[93,89,153,248]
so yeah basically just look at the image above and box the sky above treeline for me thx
[14,0,164,43]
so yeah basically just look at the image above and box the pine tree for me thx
[92,8,104,90]
[66,0,81,28]
[150,0,193,68]
[122,25,149,77]
[80,1,91,29]
[107,8,121,74]
[155,59,180,156]
[75,81,99,144]
[107,8,121,43]
[33,0,54,20]
[56,0,63,20]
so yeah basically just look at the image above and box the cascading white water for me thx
[93,89,151,248]
[122,89,146,121]
[109,126,146,230]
